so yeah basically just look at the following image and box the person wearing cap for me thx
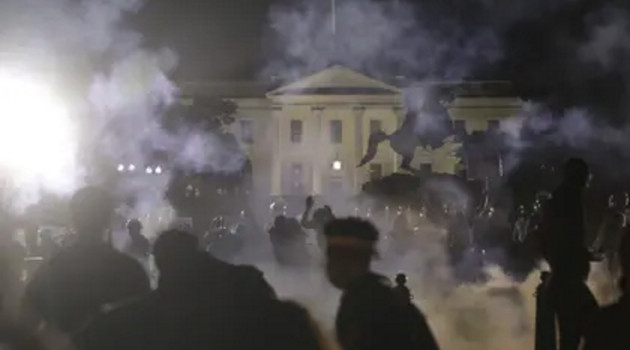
[324,217,439,350]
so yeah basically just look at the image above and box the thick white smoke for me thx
[579,7,630,70]
[0,0,248,227]
[0,0,146,210]
[499,103,630,176]
[263,0,502,83]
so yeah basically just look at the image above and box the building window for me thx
[291,163,304,194]
[240,119,253,144]
[369,164,383,181]
[290,120,303,143]
[453,120,466,135]
[369,119,382,134]
[487,120,499,133]
[330,120,343,143]
[420,163,433,174]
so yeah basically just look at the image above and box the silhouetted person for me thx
[269,216,309,267]
[389,215,415,255]
[125,219,150,259]
[203,216,244,262]
[23,187,150,334]
[302,196,334,250]
[324,217,440,350]
[584,226,630,350]
[539,158,598,350]
[261,301,333,350]
[76,229,276,350]
[393,273,412,303]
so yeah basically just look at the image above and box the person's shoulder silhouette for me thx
[23,187,150,333]
[324,217,440,350]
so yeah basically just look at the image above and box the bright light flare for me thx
[0,71,77,192]
[332,160,342,170]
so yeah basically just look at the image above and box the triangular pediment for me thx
[267,66,400,96]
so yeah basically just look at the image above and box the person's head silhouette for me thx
[70,186,114,242]
[323,217,378,290]
[126,219,143,237]
[152,229,199,276]
[562,158,590,188]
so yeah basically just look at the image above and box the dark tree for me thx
[164,96,251,234]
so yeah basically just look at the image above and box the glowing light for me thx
[145,167,153,174]
[0,70,77,190]
[155,166,162,174]
[332,160,342,170]
[117,164,125,172]
[128,164,136,172]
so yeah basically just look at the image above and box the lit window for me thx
[330,120,342,143]
[240,119,254,144]
[290,120,303,143]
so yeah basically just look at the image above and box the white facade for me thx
[181,66,522,200]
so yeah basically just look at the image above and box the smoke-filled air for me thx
[0,1,630,350]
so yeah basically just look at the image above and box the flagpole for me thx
[331,0,336,36]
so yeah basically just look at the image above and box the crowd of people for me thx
[0,158,628,350]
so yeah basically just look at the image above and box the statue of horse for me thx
[357,95,455,173]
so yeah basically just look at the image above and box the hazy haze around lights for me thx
[0,70,78,193]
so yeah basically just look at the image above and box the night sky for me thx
[133,0,276,80]
[130,0,629,122]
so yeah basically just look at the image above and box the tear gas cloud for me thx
[260,1,630,350]
[263,0,502,83]
[498,103,630,177]
[0,0,149,209]
[0,0,627,349]
[0,0,246,219]
[0,70,80,209]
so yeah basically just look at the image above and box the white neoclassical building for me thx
[180,66,522,201]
